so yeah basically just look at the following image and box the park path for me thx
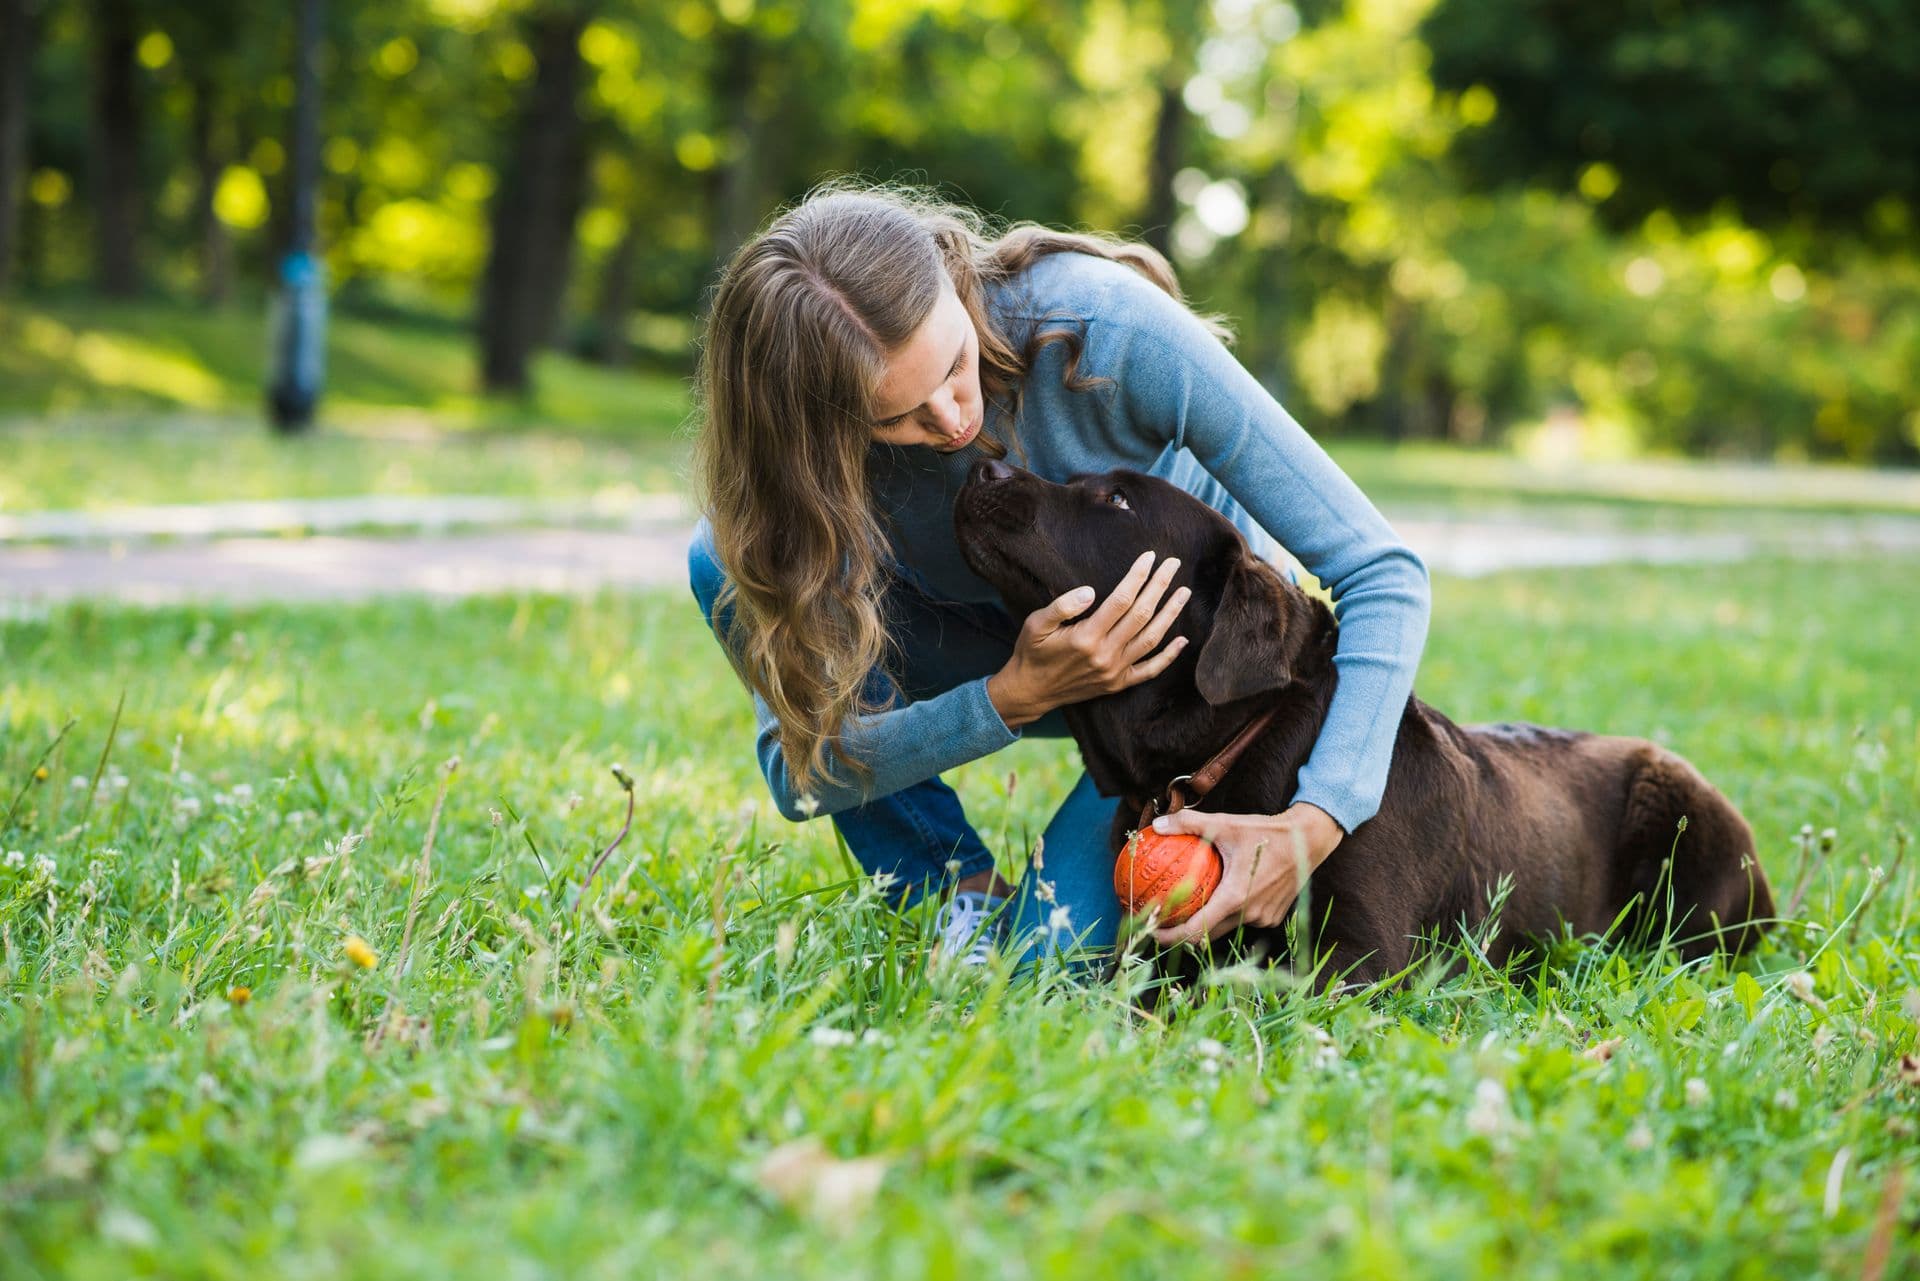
[4,493,1919,610]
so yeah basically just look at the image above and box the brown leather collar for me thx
[1133,701,1285,831]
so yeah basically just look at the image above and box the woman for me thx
[688,178,1430,970]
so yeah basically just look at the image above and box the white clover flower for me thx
[1684,1078,1710,1109]
[1466,1078,1508,1137]
[860,1028,893,1047]
[31,853,56,880]
[1626,1120,1654,1151]
[1773,1088,1799,1111]
[796,793,820,820]
[4,850,24,870]
[808,1026,856,1048]
[1196,1038,1228,1060]
[230,783,254,804]
[174,796,202,816]
[69,775,88,790]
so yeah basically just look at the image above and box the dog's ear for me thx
[1194,555,1295,706]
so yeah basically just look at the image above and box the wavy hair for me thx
[693,176,1232,798]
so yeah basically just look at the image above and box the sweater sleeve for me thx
[688,523,1024,821]
[744,676,1021,821]
[1103,275,1431,832]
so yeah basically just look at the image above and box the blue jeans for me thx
[687,523,1124,970]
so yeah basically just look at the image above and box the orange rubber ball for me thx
[1113,828,1222,924]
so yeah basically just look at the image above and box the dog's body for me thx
[955,462,1772,983]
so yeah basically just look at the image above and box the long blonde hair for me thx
[693,176,1232,798]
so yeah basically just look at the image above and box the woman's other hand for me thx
[1149,802,1344,945]
[987,550,1189,729]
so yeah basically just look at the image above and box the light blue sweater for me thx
[744,250,1431,834]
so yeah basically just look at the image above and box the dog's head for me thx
[954,461,1326,715]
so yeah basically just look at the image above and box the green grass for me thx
[0,415,690,513]
[1330,441,1920,521]
[1,296,692,432]
[2,553,1915,1278]
[8,296,1920,526]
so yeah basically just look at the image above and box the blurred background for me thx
[2,0,1918,528]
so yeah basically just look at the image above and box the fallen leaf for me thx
[756,1136,890,1223]
[1582,1037,1625,1063]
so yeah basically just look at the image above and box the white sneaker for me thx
[933,890,1005,966]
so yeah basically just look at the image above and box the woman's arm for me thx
[744,678,1019,821]
[688,524,1021,820]
[1105,272,1433,835]
[691,519,1189,823]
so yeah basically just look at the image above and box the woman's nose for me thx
[928,387,965,435]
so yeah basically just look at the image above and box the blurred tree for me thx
[0,0,35,292]
[151,0,266,304]
[1422,0,1920,241]
[87,0,144,294]
[1138,1,1207,260]
[478,3,594,395]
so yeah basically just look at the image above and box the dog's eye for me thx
[1106,491,1131,511]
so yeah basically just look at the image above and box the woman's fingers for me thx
[1123,632,1188,684]
[1085,550,1159,633]
[1031,584,1098,637]
[1122,583,1190,663]
[1109,554,1182,646]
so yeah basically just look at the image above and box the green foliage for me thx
[1,552,1916,1276]
[6,0,1920,459]
[1422,0,1920,237]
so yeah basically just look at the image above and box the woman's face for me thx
[868,282,984,452]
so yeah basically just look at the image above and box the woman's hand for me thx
[1149,802,1344,946]
[987,550,1190,729]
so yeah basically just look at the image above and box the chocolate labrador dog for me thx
[954,460,1773,984]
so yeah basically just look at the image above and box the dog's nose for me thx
[969,459,1016,486]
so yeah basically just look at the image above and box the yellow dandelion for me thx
[33,766,49,781]
[227,985,251,1005]
[343,934,379,969]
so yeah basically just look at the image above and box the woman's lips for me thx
[940,416,981,450]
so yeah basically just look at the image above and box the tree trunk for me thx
[592,213,642,365]
[703,22,761,282]
[88,0,141,296]
[0,0,33,294]
[1141,78,1185,260]
[477,8,591,396]
[189,72,231,305]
